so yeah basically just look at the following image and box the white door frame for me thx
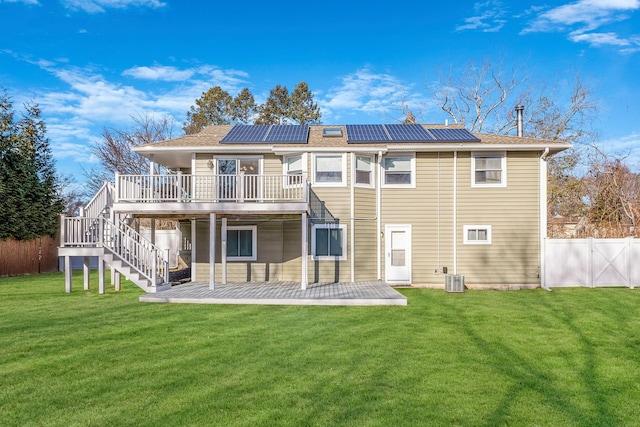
[385,224,412,285]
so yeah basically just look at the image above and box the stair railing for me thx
[81,181,114,219]
[59,215,169,286]
[102,218,169,286]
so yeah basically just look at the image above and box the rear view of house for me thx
[59,123,570,292]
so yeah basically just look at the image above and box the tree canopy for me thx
[184,82,321,133]
[86,114,175,195]
[0,91,63,240]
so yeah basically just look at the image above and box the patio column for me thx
[301,212,308,290]
[150,218,156,245]
[191,219,197,282]
[221,217,227,285]
[209,213,216,290]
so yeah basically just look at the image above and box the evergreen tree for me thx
[289,82,321,124]
[0,91,62,240]
[183,86,233,134]
[255,85,291,125]
[229,88,256,124]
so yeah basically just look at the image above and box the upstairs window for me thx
[355,155,374,188]
[313,153,346,187]
[383,154,415,188]
[283,154,306,188]
[472,153,506,187]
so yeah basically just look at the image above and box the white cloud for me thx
[456,2,508,32]
[61,0,166,13]
[522,0,640,52]
[598,131,640,169]
[122,65,195,81]
[1,0,39,4]
[320,68,432,123]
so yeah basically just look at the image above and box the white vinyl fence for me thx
[543,237,640,288]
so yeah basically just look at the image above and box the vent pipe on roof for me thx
[516,105,524,137]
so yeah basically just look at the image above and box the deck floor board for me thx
[139,281,407,306]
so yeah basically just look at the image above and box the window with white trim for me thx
[354,155,374,188]
[283,153,306,188]
[463,225,492,245]
[383,154,415,187]
[226,225,257,261]
[472,153,506,187]
[311,224,347,261]
[312,153,346,186]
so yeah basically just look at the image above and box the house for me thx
[59,123,570,293]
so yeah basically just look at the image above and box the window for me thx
[383,154,415,187]
[353,155,374,188]
[323,128,343,137]
[472,153,506,187]
[312,224,347,261]
[226,226,257,261]
[283,154,306,188]
[312,154,346,186]
[463,225,492,245]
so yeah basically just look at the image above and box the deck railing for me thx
[81,180,114,218]
[60,216,169,285]
[115,173,308,203]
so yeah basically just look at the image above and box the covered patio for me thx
[139,280,407,306]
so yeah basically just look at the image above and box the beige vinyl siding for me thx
[262,153,281,175]
[380,152,455,285]
[354,187,377,281]
[456,151,540,284]
[194,220,285,282]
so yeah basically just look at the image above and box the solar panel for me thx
[385,124,435,141]
[346,125,389,142]
[264,125,309,143]
[220,125,270,143]
[427,128,480,142]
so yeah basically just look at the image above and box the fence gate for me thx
[544,237,638,288]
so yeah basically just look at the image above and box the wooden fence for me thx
[0,236,59,276]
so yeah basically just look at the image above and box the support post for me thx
[209,213,216,290]
[150,218,156,245]
[301,212,308,290]
[221,217,227,285]
[191,219,197,282]
[65,256,72,293]
[114,271,121,291]
[83,256,90,290]
[98,255,105,294]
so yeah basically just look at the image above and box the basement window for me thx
[463,225,492,245]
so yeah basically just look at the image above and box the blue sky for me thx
[1,0,639,184]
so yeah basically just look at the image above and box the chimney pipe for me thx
[516,105,524,137]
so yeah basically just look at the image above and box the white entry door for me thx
[385,224,412,284]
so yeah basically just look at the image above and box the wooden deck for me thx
[139,280,408,306]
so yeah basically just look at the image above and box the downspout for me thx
[453,151,457,275]
[350,153,355,282]
[540,147,550,290]
[376,150,383,281]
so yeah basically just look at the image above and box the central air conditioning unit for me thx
[445,274,465,293]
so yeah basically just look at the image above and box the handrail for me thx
[82,181,114,218]
[60,215,169,285]
[115,173,308,203]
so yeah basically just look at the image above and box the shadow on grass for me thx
[440,292,620,427]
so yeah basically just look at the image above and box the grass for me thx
[1,273,640,426]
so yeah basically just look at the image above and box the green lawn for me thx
[1,273,639,426]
